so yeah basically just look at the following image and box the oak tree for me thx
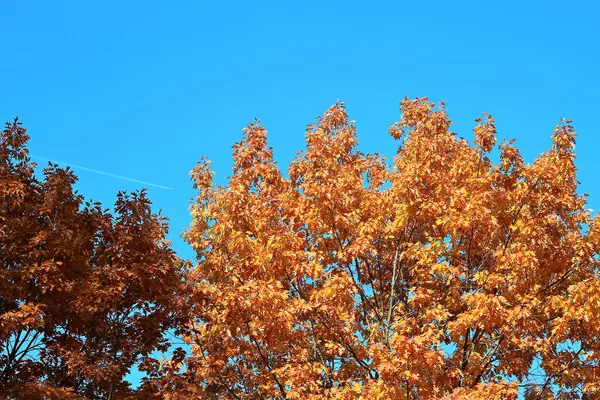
[171,98,600,399]
[0,119,183,399]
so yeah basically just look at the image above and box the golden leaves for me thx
[178,98,597,399]
[473,113,497,153]
[552,118,577,151]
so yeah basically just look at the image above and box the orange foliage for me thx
[168,98,600,399]
[3,97,600,399]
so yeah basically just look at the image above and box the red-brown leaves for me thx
[0,119,183,398]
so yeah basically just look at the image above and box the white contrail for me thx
[30,154,173,190]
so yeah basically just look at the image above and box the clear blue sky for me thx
[2,0,599,263]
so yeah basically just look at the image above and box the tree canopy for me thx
[1,119,184,399]
[172,98,600,399]
[2,98,600,399]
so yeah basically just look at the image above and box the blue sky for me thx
[1,0,599,390]
[2,1,599,260]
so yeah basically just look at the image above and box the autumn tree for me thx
[0,118,184,399]
[169,98,600,399]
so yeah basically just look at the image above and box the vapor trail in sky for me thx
[30,154,173,190]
